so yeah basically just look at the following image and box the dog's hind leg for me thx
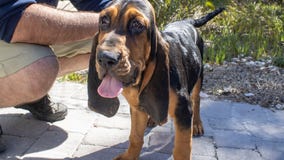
[191,77,204,136]
[170,91,193,160]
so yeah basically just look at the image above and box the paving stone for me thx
[116,96,131,115]
[58,0,77,11]
[201,99,233,119]
[49,82,84,98]
[71,87,88,101]
[0,116,49,138]
[51,109,97,134]
[217,147,262,160]
[92,114,131,129]
[73,145,125,160]
[144,132,174,154]
[74,144,172,160]
[213,130,256,149]
[75,143,173,160]
[0,135,35,160]
[83,127,130,149]
[207,117,246,131]
[260,150,284,160]
[273,110,284,122]
[144,130,215,157]
[0,107,29,116]
[256,140,284,160]
[244,122,284,142]
[201,117,215,137]
[50,98,87,110]
[118,95,129,105]
[140,151,172,160]
[22,131,84,159]
[192,136,215,157]
[232,103,273,124]
[192,155,217,160]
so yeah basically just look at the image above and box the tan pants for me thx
[0,1,89,78]
[0,39,92,78]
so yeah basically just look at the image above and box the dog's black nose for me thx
[97,51,121,68]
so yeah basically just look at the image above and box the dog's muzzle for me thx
[97,51,121,69]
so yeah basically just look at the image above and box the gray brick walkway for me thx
[0,81,283,160]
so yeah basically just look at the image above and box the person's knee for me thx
[27,56,59,97]
[0,56,59,107]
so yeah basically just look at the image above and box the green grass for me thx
[58,72,88,83]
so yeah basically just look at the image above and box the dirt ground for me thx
[202,56,284,110]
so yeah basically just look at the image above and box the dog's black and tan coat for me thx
[88,0,224,159]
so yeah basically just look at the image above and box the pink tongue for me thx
[98,74,123,98]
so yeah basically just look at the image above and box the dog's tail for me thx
[191,7,225,27]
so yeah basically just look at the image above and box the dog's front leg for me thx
[114,107,148,160]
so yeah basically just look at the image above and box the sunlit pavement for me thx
[0,81,283,160]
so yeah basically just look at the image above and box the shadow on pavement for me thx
[0,113,68,160]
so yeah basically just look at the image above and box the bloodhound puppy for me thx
[88,0,224,159]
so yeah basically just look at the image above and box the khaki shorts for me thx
[0,39,93,78]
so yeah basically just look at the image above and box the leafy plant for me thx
[149,0,284,67]
[58,72,88,83]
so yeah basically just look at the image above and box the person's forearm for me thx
[11,4,99,45]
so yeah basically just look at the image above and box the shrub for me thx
[149,0,284,67]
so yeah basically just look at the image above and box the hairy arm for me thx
[11,4,99,45]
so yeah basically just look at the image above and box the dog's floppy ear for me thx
[139,28,170,124]
[88,34,120,117]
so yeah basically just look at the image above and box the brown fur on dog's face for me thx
[95,2,153,87]
[88,0,169,121]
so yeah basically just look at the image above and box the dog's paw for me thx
[113,153,138,160]
[113,154,126,160]
[193,121,204,136]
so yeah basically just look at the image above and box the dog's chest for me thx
[122,87,140,108]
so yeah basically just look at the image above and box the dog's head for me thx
[88,0,169,124]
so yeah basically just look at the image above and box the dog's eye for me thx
[128,19,145,35]
[99,15,111,30]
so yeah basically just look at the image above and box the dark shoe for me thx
[16,95,67,122]
[0,125,6,153]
